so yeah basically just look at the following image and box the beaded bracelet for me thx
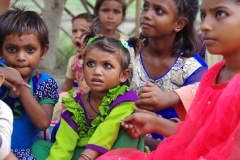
[80,153,92,160]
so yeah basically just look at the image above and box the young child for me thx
[93,0,128,40]
[31,22,144,160]
[0,8,59,159]
[52,13,96,123]
[98,0,240,159]
[128,0,208,149]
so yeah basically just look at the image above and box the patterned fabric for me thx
[128,50,208,140]
[129,52,207,93]
[11,149,35,160]
[34,78,59,103]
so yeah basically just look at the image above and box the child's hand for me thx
[1,67,31,95]
[135,82,179,111]
[121,108,157,138]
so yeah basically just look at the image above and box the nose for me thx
[93,66,102,76]
[201,15,213,33]
[142,9,153,20]
[16,51,26,61]
[108,11,114,19]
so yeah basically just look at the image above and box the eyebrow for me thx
[201,6,228,12]
[144,0,167,11]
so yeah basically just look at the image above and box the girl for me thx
[128,0,207,149]
[94,0,128,40]
[98,0,240,159]
[0,8,59,159]
[31,23,144,160]
[52,13,96,124]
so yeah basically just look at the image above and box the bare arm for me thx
[60,77,74,91]
[121,108,177,138]
[19,87,53,130]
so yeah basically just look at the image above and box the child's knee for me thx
[31,140,53,160]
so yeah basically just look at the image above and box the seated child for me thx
[52,13,96,124]
[0,8,59,159]
[31,21,144,160]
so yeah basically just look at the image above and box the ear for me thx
[41,44,49,60]
[174,17,188,33]
[119,69,131,83]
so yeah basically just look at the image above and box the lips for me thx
[75,41,82,52]
[203,36,216,46]
[91,78,103,85]
[141,22,154,28]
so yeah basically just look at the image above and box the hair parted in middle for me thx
[81,18,143,71]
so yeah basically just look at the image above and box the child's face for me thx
[2,33,48,81]
[201,0,240,57]
[72,18,90,55]
[98,0,124,32]
[83,49,129,93]
[140,0,180,38]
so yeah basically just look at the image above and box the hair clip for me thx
[120,39,130,50]
[87,36,97,45]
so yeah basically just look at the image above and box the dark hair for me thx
[81,20,143,70]
[72,13,96,23]
[94,0,127,17]
[140,0,200,58]
[0,7,49,56]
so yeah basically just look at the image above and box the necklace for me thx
[87,91,99,115]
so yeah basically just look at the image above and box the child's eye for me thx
[7,47,16,52]
[114,10,120,14]
[86,61,94,67]
[104,63,112,69]
[102,9,109,13]
[200,12,206,21]
[216,11,228,18]
[143,4,148,11]
[72,30,77,34]
[156,8,164,15]
[27,48,35,53]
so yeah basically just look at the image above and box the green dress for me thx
[31,85,144,160]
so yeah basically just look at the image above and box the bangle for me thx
[80,154,88,160]
[80,153,92,160]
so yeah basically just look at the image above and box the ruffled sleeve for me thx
[62,90,90,141]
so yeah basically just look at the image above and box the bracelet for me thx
[80,154,88,160]
[80,153,92,160]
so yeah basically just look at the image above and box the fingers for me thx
[3,81,21,95]
[3,81,16,91]
[17,81,31,88]
[121,121,139,138]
